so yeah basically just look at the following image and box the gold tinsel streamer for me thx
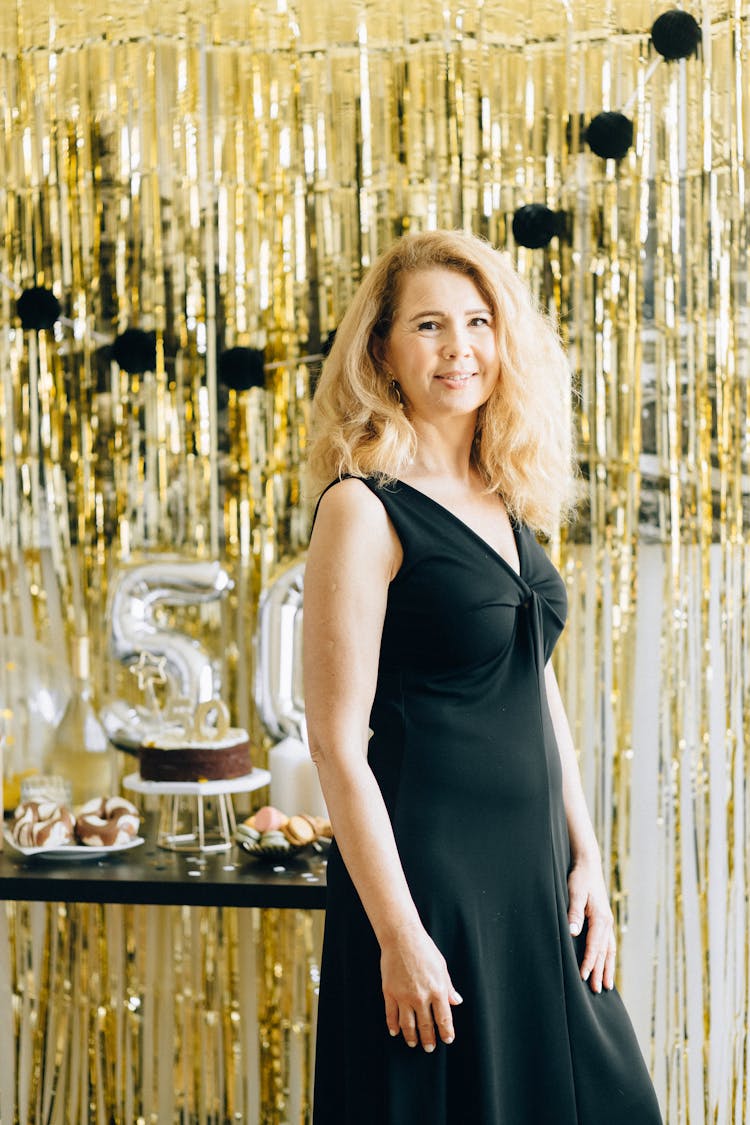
[0,2,749,1121]
[0,899,321,1123]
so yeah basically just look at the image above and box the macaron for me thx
[236,821,261,844]
[252,805,289,833]
[259,830,290,851]
[283,815,317,847]
[306,814,333,839]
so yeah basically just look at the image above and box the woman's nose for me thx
[442,327,471,357]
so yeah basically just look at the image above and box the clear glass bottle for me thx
[44,635,116,807]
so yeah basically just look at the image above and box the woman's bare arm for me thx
[545,661,616,994]
[303,478,462,1050]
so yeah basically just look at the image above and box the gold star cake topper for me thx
[129,651,168,712]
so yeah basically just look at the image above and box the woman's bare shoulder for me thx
[314,477,387,528]
[311,477,401,575]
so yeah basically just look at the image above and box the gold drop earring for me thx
[390,379,404,408]
[383,364,404,409]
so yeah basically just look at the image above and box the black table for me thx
[0,814,328,908]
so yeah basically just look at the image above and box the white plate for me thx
[3,829,145,860]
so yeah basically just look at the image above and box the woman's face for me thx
[381,267,500,425]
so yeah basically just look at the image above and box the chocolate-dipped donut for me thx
[12,800,75,848]
[74,796,140,846]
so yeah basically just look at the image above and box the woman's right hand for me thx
[381,922,463,1052]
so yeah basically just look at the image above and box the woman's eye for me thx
[469,316,491,328]
[417,320,440,331]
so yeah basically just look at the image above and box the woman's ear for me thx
[371,333,387,368]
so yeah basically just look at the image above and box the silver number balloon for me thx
[108,558,232,705]
[253,558,305,741]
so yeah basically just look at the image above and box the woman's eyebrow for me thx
[407,307,491,322]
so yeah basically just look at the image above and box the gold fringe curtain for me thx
[0,2,749,1122]
[0,899,321,1124]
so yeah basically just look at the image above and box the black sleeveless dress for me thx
[312,477,662,1125]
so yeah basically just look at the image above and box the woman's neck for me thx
[404,414,478,484]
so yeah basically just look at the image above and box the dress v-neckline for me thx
[393,479,524,582]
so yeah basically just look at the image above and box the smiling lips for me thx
[436,371,475,385]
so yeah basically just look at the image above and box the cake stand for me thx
[123,769,271,853]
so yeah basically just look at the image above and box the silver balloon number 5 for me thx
[108,558,232,706]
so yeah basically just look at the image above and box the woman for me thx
[303,230,662,1124]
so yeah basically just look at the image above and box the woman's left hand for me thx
[567,859,616,994]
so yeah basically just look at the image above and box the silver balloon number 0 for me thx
[254,559,306,741]
[254,559,328,817]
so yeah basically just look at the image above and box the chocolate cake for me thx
[138,728,252,783]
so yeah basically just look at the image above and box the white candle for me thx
[268,736,327,818]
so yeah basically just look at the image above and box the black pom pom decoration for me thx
[584,112,634,160]
[218,347,266,391]
[16,286,61,331]
[651,9,701,60]
[112,328,157,374]
[511,204,565,249]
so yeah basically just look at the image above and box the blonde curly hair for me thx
[307,229,578,536]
